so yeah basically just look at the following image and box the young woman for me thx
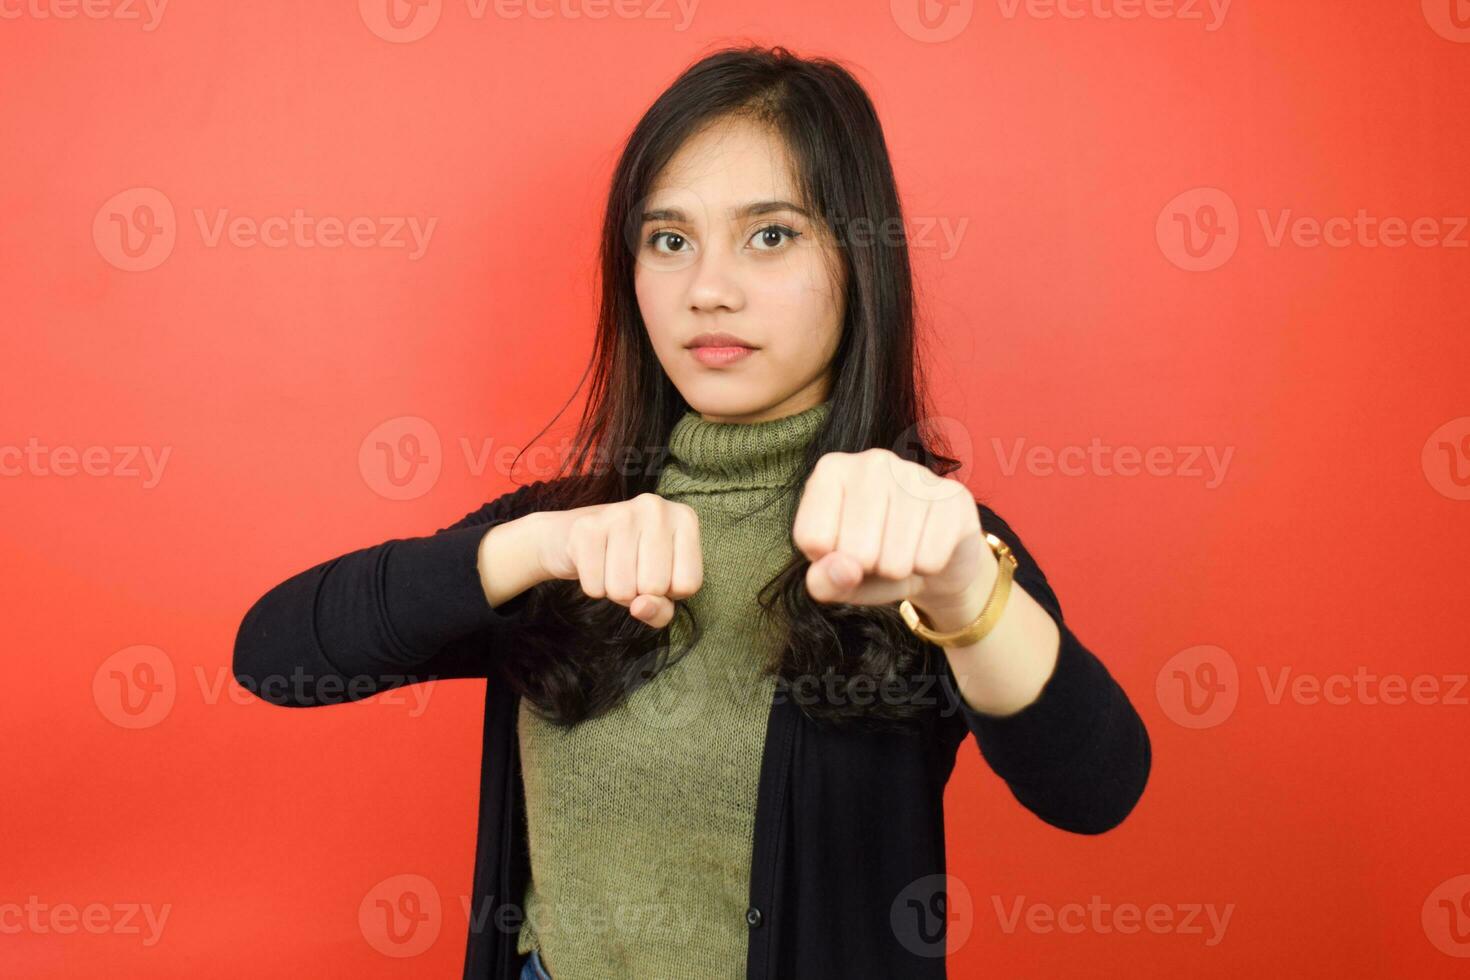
[235,44,1151,980]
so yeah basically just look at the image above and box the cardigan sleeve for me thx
[231,479,554,707]
[946,502,1152,834]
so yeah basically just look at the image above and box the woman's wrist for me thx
[908,543,1001,633]
[477,512,553,610]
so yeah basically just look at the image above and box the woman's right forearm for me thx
[235,516,542,707]
[234,481,569,708]
[479,511,556,609]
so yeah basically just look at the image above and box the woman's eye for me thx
[647,231,689,254]
[751,224,800,250]
[645,225,800,255]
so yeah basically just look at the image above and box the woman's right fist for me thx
[534,492,703,628]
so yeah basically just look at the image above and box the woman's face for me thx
[634,115,846,425]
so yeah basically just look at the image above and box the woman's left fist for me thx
[792,449,993,613]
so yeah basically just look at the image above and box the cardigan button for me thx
[745,906,763,928]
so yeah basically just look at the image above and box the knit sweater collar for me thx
[659,399,831,494]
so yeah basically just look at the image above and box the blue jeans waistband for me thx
[520,947,552,980]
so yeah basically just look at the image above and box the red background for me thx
[3,1,1469,977]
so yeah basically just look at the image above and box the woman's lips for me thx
[689,345,757,366]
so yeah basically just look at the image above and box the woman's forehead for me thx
[646,119,799,206]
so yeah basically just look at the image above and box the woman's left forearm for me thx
[910,549,1062,718]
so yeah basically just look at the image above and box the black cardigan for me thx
[233,477,1152,979]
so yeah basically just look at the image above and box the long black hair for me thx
[495,43,966,734]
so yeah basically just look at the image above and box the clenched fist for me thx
[534,492,705,628]
[793,449,990,617]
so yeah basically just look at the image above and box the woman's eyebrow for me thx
[640,200,810,223]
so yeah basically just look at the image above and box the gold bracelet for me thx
[898,533,1018,647]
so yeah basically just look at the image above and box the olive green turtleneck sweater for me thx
[515,398,831,979]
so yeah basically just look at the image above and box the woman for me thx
[234,44,1151,980]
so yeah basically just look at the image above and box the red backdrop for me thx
[4,1,1469,977]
